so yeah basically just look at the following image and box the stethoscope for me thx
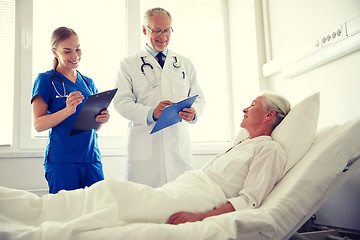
[140,55,181,88]
[140,55,181,73]
[51,69,93,98]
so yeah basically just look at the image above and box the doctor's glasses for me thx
[146,26,173,36]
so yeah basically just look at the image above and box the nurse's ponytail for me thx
[51,27,77,70]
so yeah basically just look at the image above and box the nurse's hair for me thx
[261,91,291,129]
[51,27,77,70]
[144,7,172,26]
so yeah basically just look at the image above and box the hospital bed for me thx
[1,92,360,240]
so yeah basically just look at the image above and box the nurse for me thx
[31,27,110,194]
[114,7,205,187]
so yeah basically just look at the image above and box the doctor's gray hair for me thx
[261,91,291,129]
[144,7,172,26]
[51,27,77,70]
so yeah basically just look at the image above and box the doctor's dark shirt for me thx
[31,70,101,164]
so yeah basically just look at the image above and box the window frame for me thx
[10,0,234,155]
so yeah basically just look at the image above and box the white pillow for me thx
[271,92,320,173]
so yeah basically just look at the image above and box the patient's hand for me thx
[168,203,235,225]
[168,211,203,225]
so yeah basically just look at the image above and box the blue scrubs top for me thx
[31,70,101,164]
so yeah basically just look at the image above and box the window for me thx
[0,0,15,146]
[31,0,127,141]
[17,0,127,149]
[16,0,233,151]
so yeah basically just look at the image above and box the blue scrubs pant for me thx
[44,162,104,194]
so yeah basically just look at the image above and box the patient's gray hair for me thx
[261,91,291,129]
[144,7,172,26]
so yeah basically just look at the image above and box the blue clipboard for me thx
[69,88,118,136]
[150,95,198,134]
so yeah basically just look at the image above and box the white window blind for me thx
[0,0,15,146]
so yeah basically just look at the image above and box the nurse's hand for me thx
[65,91,84,115]
[153,100,173,120]
[179,107,195,122]
[95,109,110,124]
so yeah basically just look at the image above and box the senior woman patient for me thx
[0,92,291,228]
[168,91,290,224]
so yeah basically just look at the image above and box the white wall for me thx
[0,155,127,193]
[0,153,214,195]
[264,0,360,128]
[263,0,360,231]
[269,51,360,128]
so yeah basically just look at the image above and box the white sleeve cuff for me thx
[227,196,257,211]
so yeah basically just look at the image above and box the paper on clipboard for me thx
[150,95,198,134]
[69,88,118,136]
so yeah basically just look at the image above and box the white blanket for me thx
[0,170,274,240]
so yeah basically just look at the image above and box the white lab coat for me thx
[114,48,205,187]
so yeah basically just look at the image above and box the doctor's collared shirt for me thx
[202,136,287,211]
[145,44,168,61]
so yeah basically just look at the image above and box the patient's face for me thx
[241,96,268,132]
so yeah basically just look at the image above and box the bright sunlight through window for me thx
[30,0,231,145]
[32,0,127,139]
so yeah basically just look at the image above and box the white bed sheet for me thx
[1,117,360,240]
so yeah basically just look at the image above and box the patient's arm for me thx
[168,202,235,225]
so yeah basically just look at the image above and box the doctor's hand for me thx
[95,109,110,124]
[179,107,195,122]
[65,91,84,115]
[153,100,173,121]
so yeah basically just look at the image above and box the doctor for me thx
[114,7,205,187]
